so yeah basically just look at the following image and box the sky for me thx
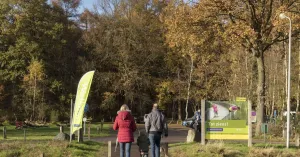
[78,0,98,13]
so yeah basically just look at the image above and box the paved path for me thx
[91,124,188,157]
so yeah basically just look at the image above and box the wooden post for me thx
[3,127,7,139]
[201,99,206,145]
[164,143,169,157]
[88,124,90,140]
[97,126,100,134]
[108,141,112,157]
[24,129,26,142]
[101,119,104,132]
[248,100,252,147]
[40,153,44,157]
[78,128,83,142]
[60,126,63,133]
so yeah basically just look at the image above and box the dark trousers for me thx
[119,142,132,157]
[149,133,161,157]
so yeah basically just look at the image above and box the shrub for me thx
[50,110,59,123]
[2,120,10,126]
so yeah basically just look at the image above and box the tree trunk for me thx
[185,55,194,120]
[33,72,37,121]
[177,70,182,121]
[178,100,182,121]
[270,58,278,119]
[297,41,300,113]
[255,52,265,136]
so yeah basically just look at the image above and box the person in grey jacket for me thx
[145,103,168,157]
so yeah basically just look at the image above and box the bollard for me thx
[108,141,111,157]
[3,127,7,139]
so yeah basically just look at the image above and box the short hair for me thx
[120,104,129,111]
[139,129,147,136]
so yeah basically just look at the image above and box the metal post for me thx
[84,121,86,135]
[264,128,266,143]
[70,99,73,143]
[279,12,292,149]
[201,99,206,145]
[286,16,292,149]
[248,100,252,147]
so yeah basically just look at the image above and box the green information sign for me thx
[205,101,248,140]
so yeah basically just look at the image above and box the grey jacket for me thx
[145,109,168,135]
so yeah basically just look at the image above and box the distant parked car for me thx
[182,117,194,128]
[133,114,148,124]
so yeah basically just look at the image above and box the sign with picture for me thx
[205,101,248,140]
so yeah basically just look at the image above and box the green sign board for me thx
[205,101,248,140]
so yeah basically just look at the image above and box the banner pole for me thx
[70,99,73,143]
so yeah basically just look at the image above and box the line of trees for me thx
[0,0,300,135]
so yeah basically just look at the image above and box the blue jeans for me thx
[149,133,161,157]
[119,142,131,157]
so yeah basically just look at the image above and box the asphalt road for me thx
[92,124,189,157]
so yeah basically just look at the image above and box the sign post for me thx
[248,100,252,147]
[261,123,268,143]
[70,99,73,143]
[83,117,87,135]
[201,99,206,145]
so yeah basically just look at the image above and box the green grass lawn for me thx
[169,141,300,157]
[0,123,111,157]
[0,140,107,157]
[0,123,111,140]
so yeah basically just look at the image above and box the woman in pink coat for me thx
[113,104,137,157]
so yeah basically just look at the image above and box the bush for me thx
[50,110,59,123]
[2,120,10,126]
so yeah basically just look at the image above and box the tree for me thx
[81,0,167,117]
[22,59,45,120]
[192,0,300,135]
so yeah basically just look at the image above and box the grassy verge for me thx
[0,123,110,140]
[0,140,107,157]
[169,141,300,157]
